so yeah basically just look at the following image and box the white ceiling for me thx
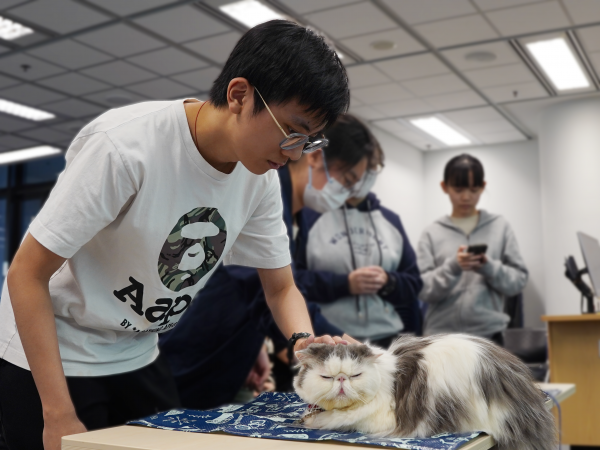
[0,0,599,152]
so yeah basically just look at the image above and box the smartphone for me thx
[467,244,488,255]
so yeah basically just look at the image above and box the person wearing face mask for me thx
[294,115,424,348]
[417,154,528,345]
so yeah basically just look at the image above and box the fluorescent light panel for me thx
[0,146,62,165]
[0,15,33,41]
[220,0,285,28]
[0,98,55,121]
[410,117,471,146]
[526,37,589,91]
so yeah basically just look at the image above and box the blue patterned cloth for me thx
[128,392,482,449]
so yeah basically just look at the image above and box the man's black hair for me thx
[324,114,381,172]
[210,20,349,127]
[444,154,485,188]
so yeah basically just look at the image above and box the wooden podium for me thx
[542,314,600,446]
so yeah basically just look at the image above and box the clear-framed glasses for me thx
[255,87,328,154]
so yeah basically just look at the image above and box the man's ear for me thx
[227,77,252,115]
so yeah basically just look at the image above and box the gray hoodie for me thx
[417,210,528,337]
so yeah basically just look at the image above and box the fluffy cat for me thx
[294,334,555,450]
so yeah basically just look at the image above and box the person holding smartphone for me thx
[417,154,528,345]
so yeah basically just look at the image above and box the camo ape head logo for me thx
[158,207,227,292]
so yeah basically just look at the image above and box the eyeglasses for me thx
[255,87,328,154]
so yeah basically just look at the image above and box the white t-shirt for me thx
[0,99,290,376]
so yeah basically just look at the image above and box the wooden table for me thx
[543,313,600,446]
[62,383,574,450]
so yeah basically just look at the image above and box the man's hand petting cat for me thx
[294,334,350,352]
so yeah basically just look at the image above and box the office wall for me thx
[371,127,425,247]
[539,97,600,316]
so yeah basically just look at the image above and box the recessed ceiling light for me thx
[0,145,62,165]
[465,51,496,63]
[410,117,470,146]
[370,40,396,51]
[526,37,589,91]
[220,0,286,28]
[0,98,55,121]
[0,15,33,41]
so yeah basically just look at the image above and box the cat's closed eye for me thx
[351,373,362,378]
[320,375,333,379]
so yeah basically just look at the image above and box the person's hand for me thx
[348,266,387,295]
[245,345,271,392]
[294,334,349,352]
[456,245,485,271]
[43,410,87,450]
[341,333,361,345]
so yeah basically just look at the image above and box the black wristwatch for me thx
[287,332,312,365]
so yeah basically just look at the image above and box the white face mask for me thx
[350,169,378,199]
[303,159,352,213]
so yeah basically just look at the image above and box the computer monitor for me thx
[577,231,600,296]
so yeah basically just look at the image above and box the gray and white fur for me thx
[294,334,555,450]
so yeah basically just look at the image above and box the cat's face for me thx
[294,344,382,411]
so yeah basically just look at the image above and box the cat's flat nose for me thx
[336,375,347,383]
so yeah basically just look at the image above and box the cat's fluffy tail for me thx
[475,338,557,450]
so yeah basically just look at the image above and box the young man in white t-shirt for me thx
[0,20,351,450]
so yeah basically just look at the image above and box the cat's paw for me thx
[301,412,317,427]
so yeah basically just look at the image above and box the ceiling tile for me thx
[473,0,545,11]
[38,72,111,96]
[424,90,486,110]
[51,119,88,135]
[441,41,521,71]
[402,73,469,97]
[0,44,8,53]
[415,14,498,48]
[305,2,397,40]
[43,98,106,119]
[0,83,65,106]
[10,31,49,47]
[485,1,571,36]
[0,134,37,150]
[0,54,66,80]
[128,47,209,76]
[126,78,193,99]
[482,80,548,103]
[28,40,113,70]
[444,107,503,124]
[85,0,179,16]
[1,0,30,10]
[184,31,242,64]
[372,98,435,117]
[340,28,424,61]
[464,63,535,88]
[562,0,600,25]
[8,0,110,34]
[348,105,386,120]
[134,5,230,43]
[589,52,600,75]
[379,0,476,25]
[351,82,413,104]
[170,67,220,92]
[0,113,36,132]
[81,60,157,86]
[346,65,391,89]
[18,127,70,144]
[478,129,526,144]
[375,54,449,82]
[372,119,442,150]
[455,119,517,135]
[0,74,19,90]
[75,24,166,58]
[278,0,359,14]
[84,88,149,108]
[577,26,600,53]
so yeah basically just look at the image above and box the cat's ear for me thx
[295,350,312,364]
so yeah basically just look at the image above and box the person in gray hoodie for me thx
[417,154,528,345]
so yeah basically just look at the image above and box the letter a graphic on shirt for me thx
[113,277,145,316]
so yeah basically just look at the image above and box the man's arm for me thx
[257,265,356,350]
[7,233,86,450]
